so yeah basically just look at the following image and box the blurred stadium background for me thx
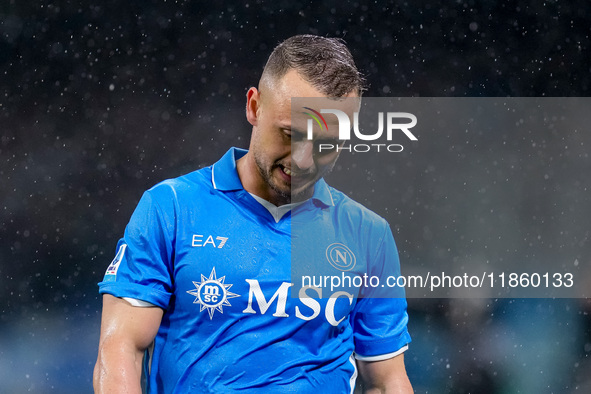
[1,1,590,392]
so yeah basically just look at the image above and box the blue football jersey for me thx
[99,148,411,393]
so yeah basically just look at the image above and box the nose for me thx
[291,140,315,171]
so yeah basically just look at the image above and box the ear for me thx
[246,87,261,126]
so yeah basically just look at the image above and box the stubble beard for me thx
[253,151,291,205]
[252,149,336,205]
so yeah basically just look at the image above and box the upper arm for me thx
[94,294,164,393]
[357,353,413,394]
[97,294,164,351]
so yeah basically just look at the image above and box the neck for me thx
[236,153,291,206]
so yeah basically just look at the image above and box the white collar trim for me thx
[248,193,305,223]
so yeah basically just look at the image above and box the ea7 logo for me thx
[192,234,229,248]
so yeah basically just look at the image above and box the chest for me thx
[167,198,366,328]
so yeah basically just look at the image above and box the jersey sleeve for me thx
[98,188,175,309]
[351,224,411,359]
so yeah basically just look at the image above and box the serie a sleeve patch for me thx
[103,244,127,281]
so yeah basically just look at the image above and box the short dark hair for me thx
[260,35,365,97]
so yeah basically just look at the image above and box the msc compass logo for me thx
[303,107,418,153]
[187,267,240,319]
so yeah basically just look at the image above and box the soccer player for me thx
[94,35,412,393]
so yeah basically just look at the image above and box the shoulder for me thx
[322,183,393,248]
[145,166,213,203]
[326,184,389,230]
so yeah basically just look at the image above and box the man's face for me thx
[247,70,358,205]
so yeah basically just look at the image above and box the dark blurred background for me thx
[1,1,590,392]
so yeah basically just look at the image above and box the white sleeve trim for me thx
[122,297,157,307]
[354,344,408,362]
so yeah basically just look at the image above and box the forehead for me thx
[268,70,360,137]
[291,99,358,139]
